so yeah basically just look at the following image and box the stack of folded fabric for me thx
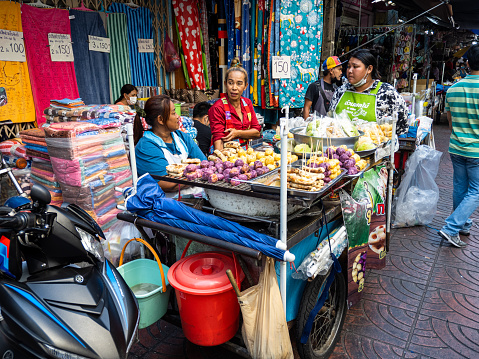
[43,104,135,124]
[50,98,86,110]
[45,120,133,232]
[19,128,61,203]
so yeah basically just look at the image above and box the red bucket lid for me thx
[168,252,244,295]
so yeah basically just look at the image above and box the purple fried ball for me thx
[223,161,234,169]
[200,160,210,168]
[263,167,270,173]
[230,177,241,186]
[208,173,218,183]
[336,147,346,156]
[223,168,231,178]
[332,154,340,160]
[324,170,331,177]
[183,168,189,177]
[217,173,225,181]
[213,157,223,165]
[234,159,244,167]
[238,174,248,181]
[202,169,214,181]
[186,172,197,181]
[323,177,331,183]
[253,160,263,169]
[318,163,327,169]
[345,150,352,157]
[325,148,335,158]
[256,167,265,176]
[195,169,203,178]
[339,153,350,163]
[229,167,240,178]
[208,161,215,167]
[217,167,224,174]
[240,164,250,174]
[250,170,257,179]
[245,172,253,180]
[348,167,359,175]
[185,164,197,172]
[215,162,224,170]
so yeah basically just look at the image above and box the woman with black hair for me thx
[329,49,408,135]
[115,84,138,106]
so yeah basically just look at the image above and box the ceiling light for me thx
[473,41,478,45]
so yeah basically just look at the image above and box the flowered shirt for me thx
[329,79,409,135]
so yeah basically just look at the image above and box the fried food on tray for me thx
[166,163,187,174]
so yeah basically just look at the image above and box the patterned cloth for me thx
[279,0,324,108]
[198,0,212,86]
[172,0,206,90]
[329,80,409,135]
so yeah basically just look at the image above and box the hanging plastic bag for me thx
[103,221,143,266]
[164,34,181,72]
[238,257,293,359]
[392,145,442,228]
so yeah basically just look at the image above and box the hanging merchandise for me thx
[69,10,110,105]
[21,5,80,126]
[392,25,415,90]
[107,13,132,104]
[279,0,324,108]
[241,0,251,99]
[225,0,235,67]
[273,0,280,107]
[217,0,227,92]
[164,34,181,73]
[207,1,220,89]
[198,0,212,86]
[234,0,242,60]
[0,3,35,124]
[171,0,206,90]
[109,3,158,88]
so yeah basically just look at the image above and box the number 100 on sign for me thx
[0,30,26,62]
[272,56,291,79]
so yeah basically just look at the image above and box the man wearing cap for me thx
[303,56,344,119]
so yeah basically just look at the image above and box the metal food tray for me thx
[250,167,347,202]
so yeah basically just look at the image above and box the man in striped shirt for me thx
[439,44,479,247]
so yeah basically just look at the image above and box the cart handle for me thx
[119,238,167,293]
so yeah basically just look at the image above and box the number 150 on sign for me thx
[272,56,291,79]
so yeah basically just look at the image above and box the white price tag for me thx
[48,33,74,62]
[272,56,291,79]
[138,38,154,53]
[0,30,26,62]
[88,35,110,53]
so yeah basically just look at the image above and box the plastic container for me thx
[167,251,244,346]
[117,238,170,329]
[174,103,181,116]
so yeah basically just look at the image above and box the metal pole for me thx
[280,106,289,310]
[441,62,445,87]
[411,73,418,117]
[126,123,138,190]
[386,112,398,250]
[340,1,447,59]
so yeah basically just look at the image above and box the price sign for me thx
[48,33,74,62]
[272,56,291,79]
[0,30,26,62]
[138,38,154,53]
[88,35,110,53]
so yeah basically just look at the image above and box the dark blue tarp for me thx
[69,10,110,105]
[125,174,294,262]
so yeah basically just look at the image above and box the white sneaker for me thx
[439,230,466,248]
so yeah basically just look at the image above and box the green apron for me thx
[335,82,382,122]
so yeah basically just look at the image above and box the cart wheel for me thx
[296,272,347,359]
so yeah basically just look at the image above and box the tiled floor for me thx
[130,123,479,358]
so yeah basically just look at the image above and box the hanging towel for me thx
[225,0,235,67]
[108,3,157,87]
[241,0,251,99]
[0,3,35,123]
[69,10,110,105]
[21,5,79,125]
[107,13,132,103]
[171,0,206,90]
[198,0,212,85]
[279,1,323,108]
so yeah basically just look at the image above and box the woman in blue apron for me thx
[134,95,206,197]
[329,49,409,135]
[208,58,262,151]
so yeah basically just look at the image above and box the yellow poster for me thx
[0,2,35,123]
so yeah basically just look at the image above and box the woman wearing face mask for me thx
[115,84,138,107]
[209,58,261,151]
[134,95,206,196]
[329,49,408,135]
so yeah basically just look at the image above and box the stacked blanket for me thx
[45,120,133,232]
[19,128,61,204]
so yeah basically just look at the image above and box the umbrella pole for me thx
[386,112,398,251]
[127,123,138,191]
[280,106,289,310]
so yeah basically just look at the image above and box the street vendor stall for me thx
[111,108,398,358]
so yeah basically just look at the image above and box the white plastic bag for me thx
[392,145,442,228]
[103,221,143,266]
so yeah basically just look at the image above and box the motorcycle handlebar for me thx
[0,212,36,231]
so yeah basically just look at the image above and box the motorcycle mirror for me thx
[30,184,51,206]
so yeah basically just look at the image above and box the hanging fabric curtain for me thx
[0,2,35,123]
[21,5,80,126]
[69,9,110,105]
[225,0,235,67]
[107,13,132,104]
[217,0,227,93]
[279,0,324,108]
[234,0,241,59]
[171,0,206,90]
[109,3,158,88]
[273,0,280,107]
[198,0,212,87]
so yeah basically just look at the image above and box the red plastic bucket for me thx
[167,251,244,346]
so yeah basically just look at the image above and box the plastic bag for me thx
[239,258,293,359]
[164,34,181,72]
[103,221,143,266]
[392,145,442,228]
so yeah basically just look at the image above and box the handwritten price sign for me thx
[272,56,291,79]
[89,35,110,53]
[0,30,26,62]
[138,38,154,53]
[48,33,74,62]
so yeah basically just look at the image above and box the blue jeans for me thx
[441,153,479,235]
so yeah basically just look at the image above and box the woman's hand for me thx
[221,128,240,142]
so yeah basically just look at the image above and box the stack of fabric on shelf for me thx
[50,98,86,110]
[44,120,133,232]
[43,104,135,124]
[19,128,61,203]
